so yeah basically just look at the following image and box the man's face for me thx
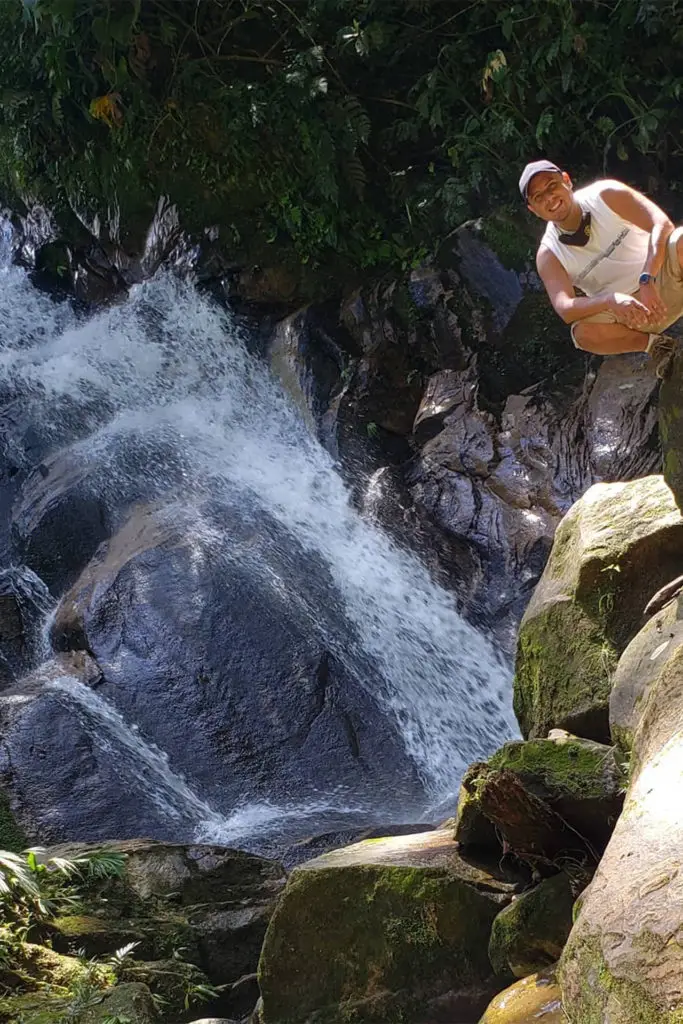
[526,171,574,222]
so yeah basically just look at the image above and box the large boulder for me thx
[258,829,521,1023]
[454,734,626,867]
[23,501,426,843]
[488,873,574,980]
[559,593,683,1021]
[514,475,683,742]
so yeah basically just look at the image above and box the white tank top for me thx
[540,179,649,296]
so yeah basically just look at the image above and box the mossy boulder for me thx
[0,935,116,1021]
[455,734,626,862]
[258,829,521,1023]
[560,610,683,1022]
[514,475,683,742]
[82,982,160,1023]
[0,933,113,993]
[479,969,564,1023]
[488,873,574,979]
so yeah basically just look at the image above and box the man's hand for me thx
[609,292,658,330]
[638,280,667,321]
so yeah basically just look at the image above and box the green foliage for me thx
[1,0,683,276]
[0,847,221,1023]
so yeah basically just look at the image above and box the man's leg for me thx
[572,320,649,355]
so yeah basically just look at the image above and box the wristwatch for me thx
[639,272,654,285]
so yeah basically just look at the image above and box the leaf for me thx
[535,111,553,145]
[561,61,573,92]
[344,153,366,199]
[482,49,507,96]
[91,16,110,47]
[89,92,123,128]
[596,115,616,137]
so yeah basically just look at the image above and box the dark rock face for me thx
[0,567,52,685]
[265,252,660,648]
[3,502,424,845]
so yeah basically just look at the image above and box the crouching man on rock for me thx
[521,158,683,376]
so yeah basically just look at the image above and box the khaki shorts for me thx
[571,225,683,347]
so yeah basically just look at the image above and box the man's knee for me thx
[571,320,592,350]
[676,228,683,269]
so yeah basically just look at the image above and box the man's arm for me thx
[601,180,672,318]
[536,247,653,329]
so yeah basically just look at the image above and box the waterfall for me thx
[0,240,518,845]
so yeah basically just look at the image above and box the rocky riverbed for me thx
[0,203,679,1024]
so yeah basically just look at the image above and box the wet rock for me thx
[451,220,524,334]
[11,432,195,594]
[44,503,424,836]
[514,475,683,742]
[408,355,661,651]
[265,306,346,441]
[0,566,53,685]
[488,873,575,980]
[479,969,563,1023]
[560,591,683,1021]
[258,829,521,1024]
[0,664,205,844]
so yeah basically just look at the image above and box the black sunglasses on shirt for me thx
[558,208,592,247]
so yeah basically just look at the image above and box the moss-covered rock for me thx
[258,829,520,1023]
[0,933,113,993]
[0,934,116,1021]
[455,734,626,862]
[514,476,683,742]
[479,969,564,1023]
[560,614,683,1021]
[453,767,499,852]
[82,981,160,1023]
[488,874,574,979]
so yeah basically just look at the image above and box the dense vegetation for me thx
[0,847,219,1023]
[1,0,683,280]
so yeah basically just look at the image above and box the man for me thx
[520,158,683,374]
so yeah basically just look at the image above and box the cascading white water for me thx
[0,242,518,843]
[48,674,366,848]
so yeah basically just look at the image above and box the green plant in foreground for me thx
[0,846,224,1023]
